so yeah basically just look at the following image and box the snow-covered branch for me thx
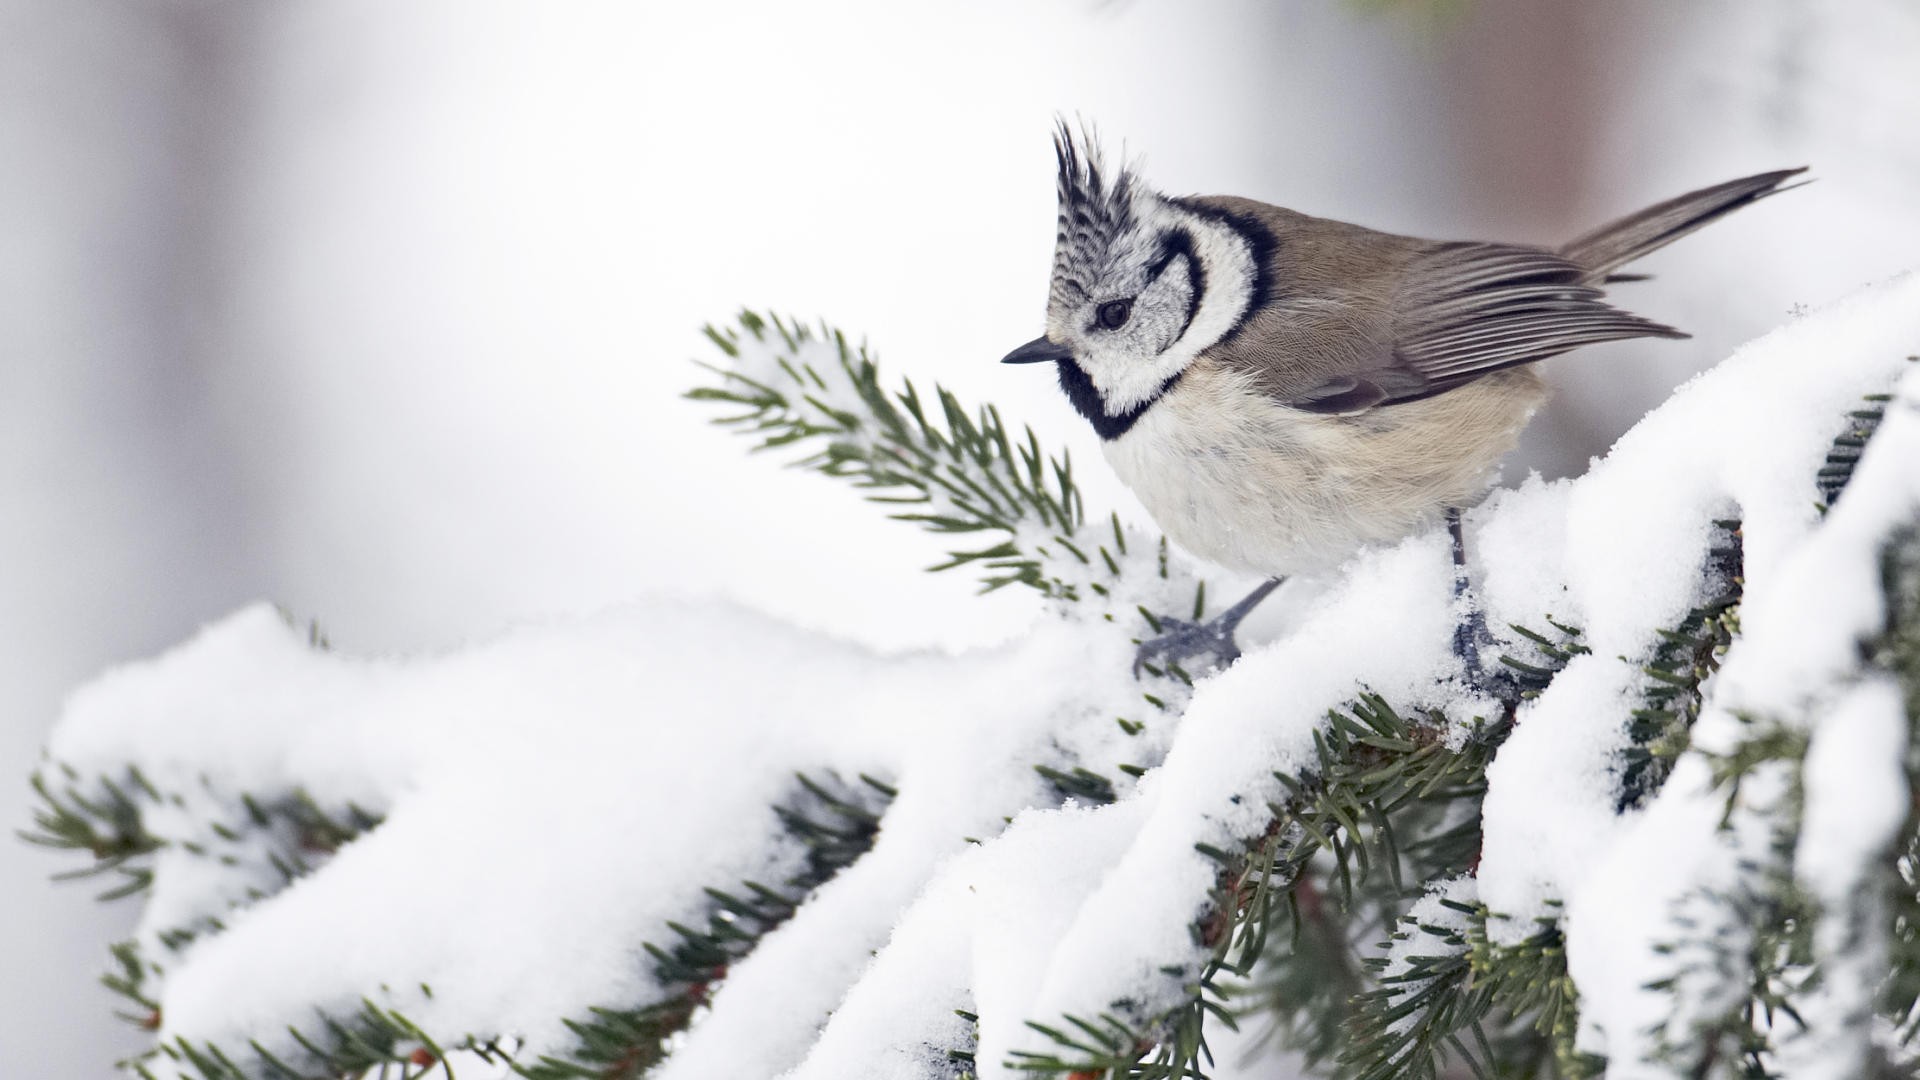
[24,278,1920,1080]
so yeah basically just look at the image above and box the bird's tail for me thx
[1560,167,1808,280]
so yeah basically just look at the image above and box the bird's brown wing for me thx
[1189,195,1688,416]
[1281,241,1685,415]
[1214,166,1811,416]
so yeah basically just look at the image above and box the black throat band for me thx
[1056,360,1182,441]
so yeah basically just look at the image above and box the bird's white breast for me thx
[1101,362,1544,578]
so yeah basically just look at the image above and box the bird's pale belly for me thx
[1101,366,1544,578]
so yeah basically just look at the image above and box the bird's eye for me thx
[1097,299,1134,330]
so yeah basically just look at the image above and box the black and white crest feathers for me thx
[1051,121,1139,310]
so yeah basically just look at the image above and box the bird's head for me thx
[1003,122,1262,439]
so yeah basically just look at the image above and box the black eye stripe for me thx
[1148,228,1198,283]
[1146,227,1204,339]
[1166,198,1270,349]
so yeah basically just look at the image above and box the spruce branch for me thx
[1643,368,1920,1076]
[26,764,394,1047]
[1876,526,1920,1050]
[1618,520,1744,812]
[99,770,895,1080]
[1012,576,1782,1080]
[515,770,894,1080]
[125,998,512,1080]
[687,311,1201,618]
[1011,693,1515,1080]
[21,765,163,900]
[1344,891,1489,1080]
[32,298,1920,1080]
[24,766,385,908]
[1466,911,1603,1079]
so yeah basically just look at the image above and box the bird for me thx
[1002,123,1804,677]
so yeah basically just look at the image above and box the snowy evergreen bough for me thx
[22,278,1920,1080]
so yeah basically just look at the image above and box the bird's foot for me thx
[1454,615,1526,704]
[1133,614,1244,680]
[1446,507,1517,701]
[1133,578,1283,680]
[1452,603,1495,686]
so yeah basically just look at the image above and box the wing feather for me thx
[1283,241,1683,414]
[1201,173,1799,416]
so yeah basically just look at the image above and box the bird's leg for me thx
[1447,508,1493,684]
[1133,577,1284,679]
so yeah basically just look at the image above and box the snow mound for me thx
[30,276,1920,1079]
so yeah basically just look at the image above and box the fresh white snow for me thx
[36,275,1920,1079]
[1543,277,1920,1075]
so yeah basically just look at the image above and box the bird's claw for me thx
[1133,578,1284,680]
[1133,615,1242,679]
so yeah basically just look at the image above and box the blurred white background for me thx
[4,0,1916,1074]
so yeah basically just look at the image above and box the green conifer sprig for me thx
[516,771,895,1080]
[1470,912,1603,1078]
[1234,871,1364,1068]
[22,765,163,900]
[1882,530,1920,1049]
[1010,694,1515,1080]
[1302,885,1601,1080]
[948,1008,983,1079]
[1343,894,1487,1080]
[1883,525,1920,713]
[689,312,1081,595]
[687,311,1201,619]
[34,756,888,1080]
[1817,402,1888,512]
[1866,526,1920,1063]
[96,770,892,1080]
[1497,618,1591,697]
[1338,897,1602,1080]
[1618,521,1744,812]
[23,766,384,907]
[1012,572,1802,1080]
[128,997,511,1080]
[1644,432,1920,1075]
[1814,357,1917,512]
[1662,705,1902,1074]
[1035,765,1120,806]
[27,764,390,1047]
[1886,830,1920,1049]
[1645,848,1818,1076]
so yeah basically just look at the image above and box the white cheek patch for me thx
[1081,201,1257,416]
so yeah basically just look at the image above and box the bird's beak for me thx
[1000,336,1074,365]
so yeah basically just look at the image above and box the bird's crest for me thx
[1051,120,1139,310]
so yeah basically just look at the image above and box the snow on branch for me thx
[23,277,1920,1080]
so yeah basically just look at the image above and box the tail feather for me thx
[1560,167,1808,279]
